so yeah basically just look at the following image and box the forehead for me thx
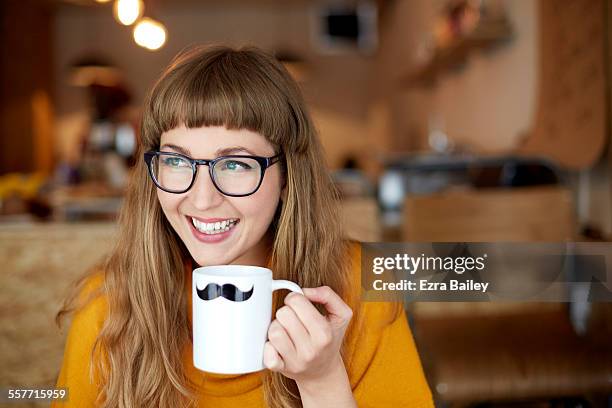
[160,125,275,156]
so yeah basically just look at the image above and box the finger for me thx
[267,319,295,359]
[275,305,313,358]
[284,292,328,336]
[284,292,334,348]
[301,286,353,325]
[263,341,285,372]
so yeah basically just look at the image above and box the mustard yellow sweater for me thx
[52,243,434,407]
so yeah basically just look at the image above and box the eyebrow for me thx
[160,143,258,157]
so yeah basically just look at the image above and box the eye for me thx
[161,156,190,168]
[219,159,254,171]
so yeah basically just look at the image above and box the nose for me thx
[188,167,224,210]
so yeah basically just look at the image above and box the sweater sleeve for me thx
[344,242,434,408]
[51,273,107,407]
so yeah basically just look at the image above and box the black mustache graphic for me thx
[196,283,254,302]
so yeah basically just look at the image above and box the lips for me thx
[186,215,239,244]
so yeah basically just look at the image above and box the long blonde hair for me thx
[56,44,355,407]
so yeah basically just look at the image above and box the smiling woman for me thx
[150,126,283,258]
[52,45,434,408]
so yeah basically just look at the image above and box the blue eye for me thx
[220,160,253,171]
[161,156,190,168]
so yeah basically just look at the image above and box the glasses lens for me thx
[213,157,262,195]
[151,153,193,192]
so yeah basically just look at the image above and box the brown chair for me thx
[402,186,612,406]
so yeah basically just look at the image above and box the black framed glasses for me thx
[144,150,282,197]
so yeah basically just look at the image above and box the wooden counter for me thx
[0,222,117,398]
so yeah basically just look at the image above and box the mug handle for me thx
[271,280,303,295]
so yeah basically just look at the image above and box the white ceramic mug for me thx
[192,265,303,374]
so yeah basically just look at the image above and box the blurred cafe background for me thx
[1,0,611,406]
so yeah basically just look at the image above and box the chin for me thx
[190,250,231,267]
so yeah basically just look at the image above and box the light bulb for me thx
[113,0,143,26]
[133,18,167,51]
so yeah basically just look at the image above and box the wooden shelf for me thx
[402,18,514,88]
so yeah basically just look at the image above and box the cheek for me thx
[233,191,276,220]
[157,190,180,216]
[239,174,281,224]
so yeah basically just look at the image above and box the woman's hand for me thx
[263,286,356,407]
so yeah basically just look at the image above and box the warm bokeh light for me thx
[113,0,143,26]
[94,0,112,3]
[133,18,167,51]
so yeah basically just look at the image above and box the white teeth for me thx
[191,217,238,235]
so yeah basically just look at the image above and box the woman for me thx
[53,45,433,408]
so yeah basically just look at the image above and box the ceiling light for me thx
[113,0,143,26]
[133,18,167,51]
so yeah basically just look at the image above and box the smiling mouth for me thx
[189,217,240,235]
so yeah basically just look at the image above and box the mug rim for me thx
[193,264,272,278]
